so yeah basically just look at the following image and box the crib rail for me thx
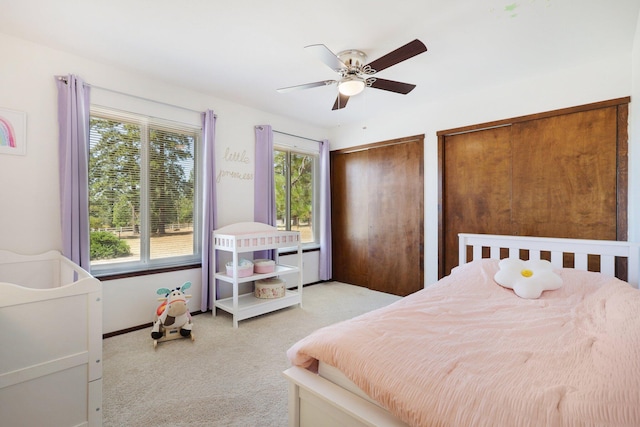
[0,249,102,426]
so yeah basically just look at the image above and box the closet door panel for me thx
[439,98,628,279]
[367,140,423,296]
[442,126,513,276]
[331,135,424,295]
[511,107,618,240]
[330,150,370,287]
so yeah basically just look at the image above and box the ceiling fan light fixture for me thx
[282,40,427,110]
[338,79,365,96]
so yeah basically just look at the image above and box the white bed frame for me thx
[283,234,640,427]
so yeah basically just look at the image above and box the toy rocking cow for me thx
[151,281,195,348]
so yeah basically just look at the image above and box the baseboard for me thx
[103,310,205,338]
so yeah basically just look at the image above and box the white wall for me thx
[630,9,640,244]
[102,250,319,333]
[329,42,638,286]
[0,33,326,333]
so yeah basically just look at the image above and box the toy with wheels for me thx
[151,281,195,348]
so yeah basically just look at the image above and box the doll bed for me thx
[0,250,102,427]
[284,234,640,427]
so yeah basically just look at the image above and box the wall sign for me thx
[217,146,254,183]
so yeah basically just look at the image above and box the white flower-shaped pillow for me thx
[494,258,563,299]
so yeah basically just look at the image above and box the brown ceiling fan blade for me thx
[332,93,350,110]
[369,78,417,94]
[277,80,336,93]
[305,44,347,71]
[365,39,427,73]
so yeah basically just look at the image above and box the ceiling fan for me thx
[277,39,427,110]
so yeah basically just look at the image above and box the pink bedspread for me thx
[287,260,640,426]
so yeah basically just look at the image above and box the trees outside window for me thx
[274,149,317,244]
[89,108,200,274]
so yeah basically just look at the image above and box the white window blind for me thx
[89,106,201,274]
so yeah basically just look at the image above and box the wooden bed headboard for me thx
[458,233,639,288]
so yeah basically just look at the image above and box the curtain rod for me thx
[273,129,322,143]
[56,76,206,115]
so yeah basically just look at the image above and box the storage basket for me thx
[255,278,285,299]
[226,259,254,277]
[253,258,276,274]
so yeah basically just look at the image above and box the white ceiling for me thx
[1,0,639,128]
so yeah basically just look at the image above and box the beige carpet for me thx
[102,282,401,427]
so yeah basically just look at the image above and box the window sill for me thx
[278,244,320,256]
[94,263,202,281]
[94,246,320,280]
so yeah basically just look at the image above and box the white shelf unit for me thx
[212,222,303,327]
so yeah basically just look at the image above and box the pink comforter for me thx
[287,260,640,426]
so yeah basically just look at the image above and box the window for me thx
[274,135,320,246]
[89,107,201,275]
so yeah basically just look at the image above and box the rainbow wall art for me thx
[0,116,16,148]
[0,108,26,155]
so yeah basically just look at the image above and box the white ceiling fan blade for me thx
[305,44,347,72]
[276,80,337,93]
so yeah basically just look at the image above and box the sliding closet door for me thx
[511,107,618,240]
[439,98,628,278]
[442,126,513,276]
[331,135,424,296]
[331,150,370,287]
[367,139,423,295]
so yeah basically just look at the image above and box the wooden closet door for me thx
[511,107,618,240]
[439,99,627,278]
[442,126,513,276]
[331,150,370,288]
[331,136,424,296]
[367,139,423,296]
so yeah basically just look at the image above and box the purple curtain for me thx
[319,139,332,280]
[201,110,217,311]
[254,125,275,225]
[56,75,91,270]
[254,125,276,259]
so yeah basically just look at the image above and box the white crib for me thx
[0,250,102,427]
